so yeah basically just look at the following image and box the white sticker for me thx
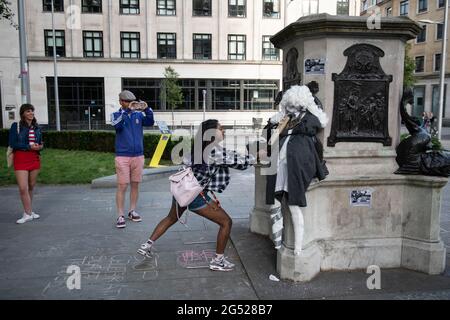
[350,189,374,207]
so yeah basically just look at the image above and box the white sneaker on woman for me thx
[31,212,40,219]
[16,213,33,224]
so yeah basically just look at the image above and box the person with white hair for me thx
[265,85,329,256]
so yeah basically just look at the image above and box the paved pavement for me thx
[0,163,449,300]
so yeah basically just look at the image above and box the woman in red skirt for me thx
[8,104,44,224]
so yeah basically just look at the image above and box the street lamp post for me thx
[437,0,449,141]
[51,0,61,131]
[17,0,30,104]
[202,89,207,121]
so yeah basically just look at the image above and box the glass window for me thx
[413,86,425,117]
[262,35,279,61]
[415,56,425,73]
[121,32,140,59]
[437,23,443,40]
[157,33,177,59]
[417,25,427,43]
[228,0,246,17]
[43,0,64,11]
[432,84,447,117]
[263,0,280,18]
[123,78,161,110]
[157,0,176,16]
[435,53,442,71]
[243,80,279,110]
[193,0,212,16]
[400,1,409,16]
[438,0,445,9]
[120,0,140,14]
[193,34,212,60]
[44,30,65,57]
[82,0,102,13]
[228,34,246,60]
[302,0,318,16]
[418,0,428,13]
[336,0,349,15]
[83,31,103,58]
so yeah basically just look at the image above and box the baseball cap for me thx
[119,90,136,102]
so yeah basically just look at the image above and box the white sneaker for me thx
[16,213,33,224]
[31,212,40,219]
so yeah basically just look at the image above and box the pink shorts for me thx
[115,156,145,185]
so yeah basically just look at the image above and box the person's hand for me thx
[31,143,43,151]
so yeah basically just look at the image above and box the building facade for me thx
[361,0,450,124]
[0,0,360,129]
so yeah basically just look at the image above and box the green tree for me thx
[160,66,183,126]
[404,42,416,88]
[0,0,17,29]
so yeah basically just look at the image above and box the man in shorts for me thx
[111,90,155,228]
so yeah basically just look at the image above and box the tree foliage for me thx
[404,42,416,88]
[0,0,17,29]
[160,66,183,124]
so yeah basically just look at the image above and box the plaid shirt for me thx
[185,147,254,193]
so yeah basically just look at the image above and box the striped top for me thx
[28,128,36,146]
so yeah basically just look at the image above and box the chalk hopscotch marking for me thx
[176,249,216,269]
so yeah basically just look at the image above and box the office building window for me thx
[400,1,409,15]
[438,0,445,8]
[386,7,392,16]
[157,33,176,59]
[193,34,212,60]
[120,0,140,14]
[121,32,140,58]
[228,35,246,60]
[413,86,426,117]
[418,0,427,13]
[43,0,64,11]
[263,0,280,18]
[83,31,103,57]
[157,0,176,15]
[262,36,279,60]
[44,30,65,57]
[193,0,212,16]
[435,53,442,71]
[302,0,319,16]
[437,23,444,40]
[336,0,349,15]
[229,0,246,17]
[417,25,427,43]
[415,56,425,73]
[82,0,102,13]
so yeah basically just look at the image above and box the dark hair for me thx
[19,104,38,128]
[192,119,220,164]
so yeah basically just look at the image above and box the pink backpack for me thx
[169,167,203,208]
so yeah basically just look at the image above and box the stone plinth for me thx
[249,14,449,282]
[276,175,448,281]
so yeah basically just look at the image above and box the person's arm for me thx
[142,107,155,127]
[111,110,126,131]
[9,123,30,151]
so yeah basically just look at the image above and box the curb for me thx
[91,165,182,189]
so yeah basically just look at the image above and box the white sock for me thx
[215,253,224,260]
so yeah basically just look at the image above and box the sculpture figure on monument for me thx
[264,85,329,255]
[395,88,450,177]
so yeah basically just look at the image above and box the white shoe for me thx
[16,213,33,224]
[31,212,40,219]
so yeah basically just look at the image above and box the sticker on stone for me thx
[350,189,373,207]
[304,58,325,75]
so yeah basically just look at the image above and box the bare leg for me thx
[149,198,187,242]
[116,184,128,217]
[28,169,39,204]
[15,170,32,214]
[289,205,304,256]
[129,182,139,212]
[194,202,232,254]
